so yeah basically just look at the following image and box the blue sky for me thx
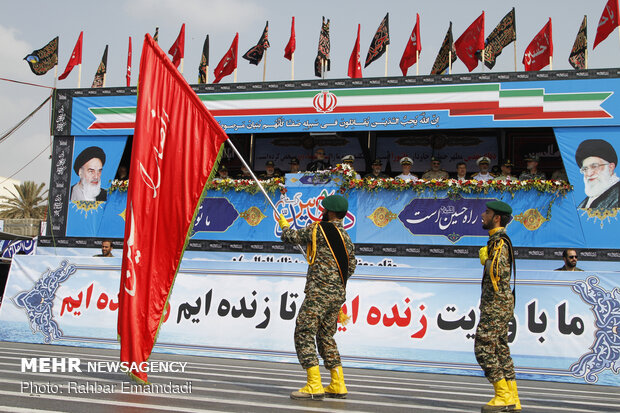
[1,0,619,184]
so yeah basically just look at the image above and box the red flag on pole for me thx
[58,31,83,80]
[213,33,239,83]
[284,16,296,60]
[118,34,228,383]
[399,13,421,76]
[126,37,132,87]
[523,18,553,71]
[593,0,620,49]
[168,23,185,68]
[348,24,362,78]
[455,12,485,72]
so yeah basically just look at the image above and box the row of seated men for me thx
[215,154,568,182]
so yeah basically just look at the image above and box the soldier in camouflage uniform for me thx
[279,195,356,400]
[476,200,521,412]
[422,156,449,180]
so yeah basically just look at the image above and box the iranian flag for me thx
[118,34,228,383]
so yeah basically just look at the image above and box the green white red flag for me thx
[118,34,228,383]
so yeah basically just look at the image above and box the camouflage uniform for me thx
[474,227,516,383]
[518,170,546,180]
[281,219,356,369]
[421,169,449,180]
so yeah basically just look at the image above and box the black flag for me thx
[431,22,457,75]
[198,35,209,83]
[365,13,390,68]
[315,17,331,77]
[91,45,108,88]
[24,37,58,75]
[242,21,270,65]
[569,16,587,70]
[481,8,516,69]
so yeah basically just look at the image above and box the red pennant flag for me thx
[348,24,362,78]
[523,18,553,71]
[168,23,185,68]
[126,37,132,87]
[118,34,228,383]
[594,0,620,49]
[58,31,83,80]
[399,13,421,76]
[213,33,239,83]
[455,12,485,72]
[284,16,296,60]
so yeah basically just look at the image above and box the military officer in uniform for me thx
[519,154,546,180]
[422,156,449,180]
[341,155,361,179]
[496,160,517,181]
[472,156,495,181]
[259,160,282,179]
[396,157,418,181]
[279,195,356,400]
[364,159,388,179]
[476,201,520,412]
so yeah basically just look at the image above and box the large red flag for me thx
[523,18,553,71]
[58,31,83,80]
[284,16,296,60]
[118,34,228,383]
[126,37,132,87]
[455,12,485,72]
[348,24,362,78]
[593,0,620,49]
[168,23,185,68]
[213,33,239,83]
[399,13,421,76]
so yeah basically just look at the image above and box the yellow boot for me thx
[290,365,325,400]
[323,365,348,399]
[481,379,516,412]
[506,380,521,411]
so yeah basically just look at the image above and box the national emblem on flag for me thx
[365,13,390,68]
[242,21,270,65]
[24,37,58,76]
[431,22,457,75]
[481,8,516,69]
[91,45,108,88]
[314,17,331,77]
[569,16,587,70]
[198,35,209,83]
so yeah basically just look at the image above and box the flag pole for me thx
[585,47,588,70]
[291,52,295,80]
[206,65,209,83]
[53,65,58,89]
[549,55,553,70]
[513,41,517,72]
[384,45,389,77]
[416,50,419,75]
[263,49,267,82]
[234,68,237,83]
[482,47,485,72]
[180,58,184,74]
[448,51,452,74]
[224,138,307,259]
[103,73,106,87]
[77,63,81,88]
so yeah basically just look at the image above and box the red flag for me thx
[284,16,296,60]
[118,34,228,383]
[213,33,239,83]
[594,0,620,49]
[168,23,185,68]
[348,24,362,78]
[399,13,421,76]
[523,18,553,71]
[455,12,485,72]
[126,37,132,87]
[58,31,83,80]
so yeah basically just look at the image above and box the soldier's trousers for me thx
[294,293,344,370]
[474,307,516,383]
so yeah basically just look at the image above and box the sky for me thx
[1,0,619,187]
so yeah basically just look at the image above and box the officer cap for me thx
[342,155,355,163]
[218,165,227,171]
[476,156,490,165]
[74,146,106,175]
[486,200,512,215]
[400,157,413,165]
[575,139,618,166]
[265,160,275,166]
[524,154,539,162]
[322,195,348,212]
[502,159,514,167]
[431,156,441,163]
[289,157,299,165]
[372,159,382,166]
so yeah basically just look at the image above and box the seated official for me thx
[364,159,388,179]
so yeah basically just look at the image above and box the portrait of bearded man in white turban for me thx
[575,139,620,210]
[70,146,108,202]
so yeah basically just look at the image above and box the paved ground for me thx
[0,341,618,412]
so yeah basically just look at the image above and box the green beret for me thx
[322,195,348,212]
[486,200,512,215]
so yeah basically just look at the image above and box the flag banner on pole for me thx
[198,35,209,83]
[365,13,390,68]
[348,24,362,78]
[284,16,296,60]
[431,22,457,75]
[242,21,270,65]
[523,18,553,71]
[455,11,485,72]
[593,0,619,49]
[58,31,83,80]
[569,16,587,70]
[91,45,108,88]
[24,36,58,76]
[168,23,185,68]
[481,7,516,69]
[399,13,421,76]
[118,33,229,383]
[153,27,159,43]
[314,16,331,77]
[126,37,132,87]
[213,33,239,83]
